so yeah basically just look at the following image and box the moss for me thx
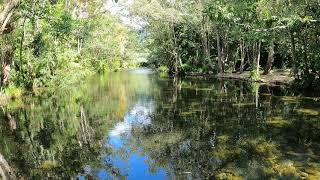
[255,142,280,159]
[299,172,309,179]
[217,135,229,143]
[241,139,281,161]
[266,116,290,128]
[238,138,317,179]
[304,164,320,179]
[274,161,300,179]
[263,167,276,177]
[212,136,242,161]
[232,103,256,107]
[180,111,195,116]
[215,169,243,180]
[212,147,241,160]
[40,160,59,170]
[294,108,319,116]
[281,96,298,102]
[193,109,205,112]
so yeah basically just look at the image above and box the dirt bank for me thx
[216,70,294,85]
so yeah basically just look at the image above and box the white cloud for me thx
[104,0,147,29]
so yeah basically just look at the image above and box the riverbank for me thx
[216,70,294,85]
[182,69,294,85]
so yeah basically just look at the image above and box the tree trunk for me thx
[257,41,261,73]
[202,15,210,62]
[216,28,224,74]
[290,29,297,75]
[171,20,181,75]
[302,28,309,76]
[239,39,245,73]
[19,18,26,74]
[77,37,82,54]
[1,45,14,85]
[222,30,228,68]
[0,1,20,85]
[252,41,261,75]
[0,0,20,35]
[263,39,274,75]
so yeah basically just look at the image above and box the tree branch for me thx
[0,0,20,35]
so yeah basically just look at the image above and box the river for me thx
[0,69,319,179]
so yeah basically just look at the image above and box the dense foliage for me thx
[1,1,319,179]
[1,0,319,92]
[129,0,319,89]
[0,0,140,92]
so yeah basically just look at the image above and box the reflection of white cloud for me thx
[109,101,154,137]
[109,121,132,137]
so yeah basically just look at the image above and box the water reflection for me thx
[0,69,320,179]
[0,69,155,179]
[126,78,320,179]
[102,100,167,179]
[109,101,154,138]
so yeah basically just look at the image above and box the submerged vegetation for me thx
[0,68,319,179]
[115,75,320,179]
[126,77,320,179]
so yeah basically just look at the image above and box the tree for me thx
[0,0,20,35]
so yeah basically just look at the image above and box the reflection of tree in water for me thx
[0,73,319,179]
[0,94,114,178]
[0,71,155,179]
[124,78,320,179]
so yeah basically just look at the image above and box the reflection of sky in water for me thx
[109,103,152,138]
[80,98,167,179]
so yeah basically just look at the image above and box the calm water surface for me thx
[0,69,319,179]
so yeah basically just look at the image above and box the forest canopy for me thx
[127,0,320,89]
[0,0,141,93]
[0,0,319,94]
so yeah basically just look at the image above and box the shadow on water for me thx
[0,68,319,179]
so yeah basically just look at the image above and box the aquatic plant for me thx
[294,108,319,116]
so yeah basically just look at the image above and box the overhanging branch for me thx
[0,0,20,35]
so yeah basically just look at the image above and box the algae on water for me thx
[294,108,319,116]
